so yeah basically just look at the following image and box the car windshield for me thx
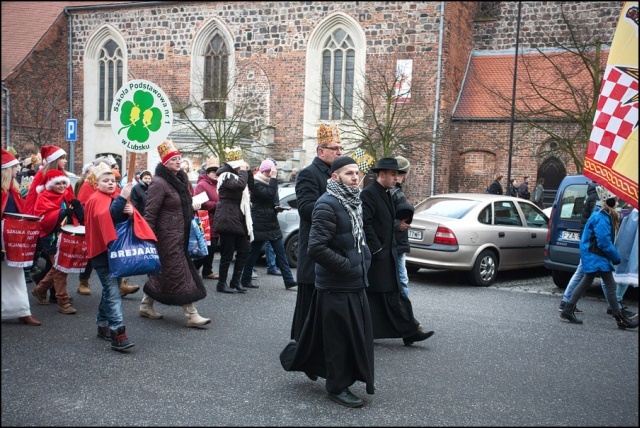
[415,198,478,219]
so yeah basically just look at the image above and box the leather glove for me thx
[64,207,74,217]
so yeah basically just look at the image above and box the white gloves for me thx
[192,202,202,211]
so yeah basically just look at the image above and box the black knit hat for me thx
[205,166,218,174]
[331,156,358,173]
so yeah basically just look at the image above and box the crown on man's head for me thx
[224,146,243,162]
[90,162,112,182]
[317,123,341,146]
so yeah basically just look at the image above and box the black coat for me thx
[249,175,282,241]
[295,156,331,284]
[130,181,149,215]
[213,163,251,236]
[390,183,410,254]
[488,180,503,195]
[581,183,599,230]
[308,192,371,290]
[360,180,401,293]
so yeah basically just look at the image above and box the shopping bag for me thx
[196,210,211,246]
[189,216,208,259]
[108,218,162,277]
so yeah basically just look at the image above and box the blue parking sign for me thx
[66,119,77,142]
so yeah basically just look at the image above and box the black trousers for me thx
[194,237,218,276]
[217,233,248,286]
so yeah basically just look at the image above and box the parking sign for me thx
[66,119,77,142]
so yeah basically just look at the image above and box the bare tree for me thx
[473,4,612,173]
[8,52,68,153]
[324,56,433,160]
[170,63,276,164]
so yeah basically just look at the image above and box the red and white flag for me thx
[584,1,638,209]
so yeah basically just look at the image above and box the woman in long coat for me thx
[138,141,210,328]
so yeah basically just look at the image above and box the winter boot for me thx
[120,278,140,297]
[182,303,211,328]
[77,278,91,295]
[139,294,163,319]
[216,282,235,294]
[614,312,639,330]
[31,286,50,305]
[559,302,582,324]
[110,326,134,351]
[57,297,77,315]
[97,326,111,341]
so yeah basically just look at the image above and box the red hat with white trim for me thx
[37,170,70,193]
[1,147,19,169]
[40,145,66,165]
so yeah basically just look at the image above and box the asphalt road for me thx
[2,261,638,427]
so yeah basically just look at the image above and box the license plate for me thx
[561,231,580,242]
[408,229,422,240]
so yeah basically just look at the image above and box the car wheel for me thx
[551,270,572,289]
[406,263,420,275]
[285,232,298,268]
[469,249,497,287]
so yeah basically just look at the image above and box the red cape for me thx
[85,190,157,259]
[33,189,76,236]
[77,181,96,205]
[24,169,75,214]
[1,187,25,216]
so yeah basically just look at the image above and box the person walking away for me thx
[1,148,41,326]
[559,189,638,329]
[31,170,84,315]
[138,140,210,327]
[361,158,434,346]
[130,170,152,215]
[193,165,220,280]
[517,176,531,199]
[532,177,545,209]
[280,156,374,408]
[290,123,343,341]
[213,147,253,294]
[241,159,297,290]
[487,173,504,195]
[85,164,142,351]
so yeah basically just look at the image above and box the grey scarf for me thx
[326,179,364,253]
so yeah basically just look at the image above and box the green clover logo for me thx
[117,90,162,143]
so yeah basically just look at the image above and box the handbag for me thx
[189,216,208,259]
[108,218,162,277]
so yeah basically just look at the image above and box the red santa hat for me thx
[37,170,70,193]
[40,145,66,165]
[2,147,19,169]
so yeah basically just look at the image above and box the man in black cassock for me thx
[280,156,374,408]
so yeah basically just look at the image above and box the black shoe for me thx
[242,282,259,289]
[559,302,583,324]
[403,330,435,346]
[231,283,247,293]
[284,281,298,289]
[216,283,236,294]
[606,304,628,315]
[304,372,318,381]
[267,268,282,276]
[614,312,639,329]
[328,388,364,408]
[559,301,583,313]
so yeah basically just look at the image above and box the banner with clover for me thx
[111,79,174,153]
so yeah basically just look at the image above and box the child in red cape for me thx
[84,166,156,352]
[31,170,84,315]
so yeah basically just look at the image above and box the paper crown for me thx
[317,123,341,146]
[224,146,243,162]
[90,162,113,182]
[351,148,375,174]
[157,139,181,165]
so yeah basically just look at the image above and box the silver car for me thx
[277,185,300,268]
[405,193,549,286]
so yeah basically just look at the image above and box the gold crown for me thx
[224,146,243,162]
[90,162,112,182]
[317,123,341,146]
[157,139,179,161]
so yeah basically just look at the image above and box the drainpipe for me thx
[64,7,75,173]
[2,82,9,149]
[431,1,445,196]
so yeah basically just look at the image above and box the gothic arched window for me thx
[203,34,229,119]
[320,29,355,120]
[98,39,123,121]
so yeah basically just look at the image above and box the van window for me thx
[558,184,588,221]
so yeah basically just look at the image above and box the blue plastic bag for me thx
[108,218,162,278]
[189,216,208,259]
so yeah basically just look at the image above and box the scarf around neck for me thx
[326,179,364,253]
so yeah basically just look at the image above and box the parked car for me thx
[276,186,300,268]
[543,174,592,288]
[406,193,549,286]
